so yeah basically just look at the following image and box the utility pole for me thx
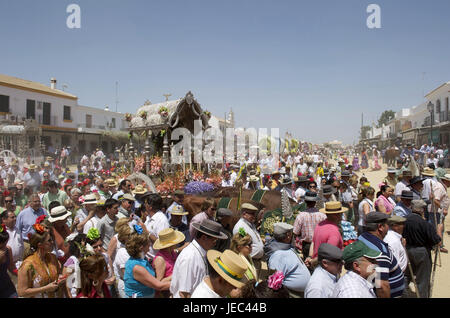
[115,81,119,112]
[163,94,172,102]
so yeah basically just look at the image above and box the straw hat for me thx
[319,201,348,214]
[441,174,450,182]
[169,205,188,216]
[105,178,118,187]
[29,164,37,170]
[132,185,147,195]
[207,249,247,288]
[248,175,259,182]
[422,167,435,177]
[153,228,185,250]
[82,193,98,205]
[48,206,72,223]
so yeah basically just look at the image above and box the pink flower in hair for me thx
[267,270,284,290]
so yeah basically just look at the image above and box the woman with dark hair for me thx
[77,254,110,298]
[240,271,289,298]
[374,184,395,215]
[17,218,67,298]
[0,224,17,298]
[357,186,375,234]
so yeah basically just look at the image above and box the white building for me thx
[0,73,127,158]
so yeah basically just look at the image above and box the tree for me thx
[377,110,395,128]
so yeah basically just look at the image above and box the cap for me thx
[273,222,294,236]
[411,199,427,211]
[343,240,381,264]
[365,211,389,224]
[318,243,343,262]
[241,203,259,212]
[388,215,406,225]
[217,208,233,217]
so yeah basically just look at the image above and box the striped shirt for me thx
[293,208,327,243]
[358,232,405,298]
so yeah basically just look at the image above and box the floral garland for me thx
[158,106,169,117]
[139,110,147,119]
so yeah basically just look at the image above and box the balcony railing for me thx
[38,115,58,126]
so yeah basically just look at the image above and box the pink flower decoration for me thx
[267,270,284,290]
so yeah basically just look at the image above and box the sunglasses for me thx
[5,200,13,203]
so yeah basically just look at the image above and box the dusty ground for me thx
[356,160,449,298]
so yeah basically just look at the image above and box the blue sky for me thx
[1,0,449,145]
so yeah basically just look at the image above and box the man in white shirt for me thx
[143,193,170,260]
[221,172,233,187]
[395,170,412,202]
[170,219,228,298]
[297,157,308,176]
[305,243,343,298]
[191,249,247,298]
[232,203,264,260]
[383,216,408,272]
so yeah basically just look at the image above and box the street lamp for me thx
[427,101,434,145]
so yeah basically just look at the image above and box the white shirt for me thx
[295,187,306,202]
[170,239,208,298]
[230,171,237,186]
[332,271,376,298]
[298,163,308,175]
[191,278,221,298]
[394,181,409,198]
[7,226,24,265]
[83,215,101,234]
[305,265,338,298]
[144,211,170,259]
[221,179,233,187]
[232,218,264,259]
[384,230,408,272]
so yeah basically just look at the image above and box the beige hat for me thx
[319,201,348,214]
[48,206,72,223]
[207,249,247,288]
[105,178,118,187]
[248,175,259,182]
[169,205,188,216]
[441,174,450,182]
[120,193,136,201]
[422,167,435,177]
[241,203,259,212]
[29,164,37,170]
[153,228,185,250]
[82,193,98,205]
[132,185,147,195]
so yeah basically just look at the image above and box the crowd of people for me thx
[0,141,448,298]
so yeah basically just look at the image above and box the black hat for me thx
[295,175,308,183]
[322,185,337,195]
[341,170,351,177]
[304,191,320,202]
[365,211,389,224]
[318,243,343,262]
[217,208,233,218]
[400,190,414,200]
[408,176,425,187]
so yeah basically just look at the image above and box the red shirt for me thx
[311,219,343,258]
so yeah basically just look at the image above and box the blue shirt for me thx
[393,202,412,218]
[16,206,48,241]
[124,258,155,298]
[268,248,311,292]
[358,232,405,298]
[305,265,337,298]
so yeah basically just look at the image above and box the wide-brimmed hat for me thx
[46,156,54,161]
[207,249,247,288]
[322,185,337,195]
[402,170,412,177]
[422,167,435,177]
[441,174,450,182]
[280,177,292,186]
[105,178,118,187]
[271,170,281,176]
[341,170,351,177]
[192,219,228,239]
[387,167,397,174]
[169,205,188,216]
[304,191,320,202]
[319,201,348,214]
[29,164,37,170]
[120,193,136,202]
[408,176,425,187]
[294,175,308,183]
[82,194,98,205]
[48,206,72,223]
[132,185,147,195]
[153,228,185,250]
[400,190,414,200]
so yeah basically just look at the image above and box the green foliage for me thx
[377,110,395,128]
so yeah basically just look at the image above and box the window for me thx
[26,100,36,119]
[63,106,71,121]
[0,95,9,113]
[43,102,51,125]
[111,118,116,128]
[86,114,92,128]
